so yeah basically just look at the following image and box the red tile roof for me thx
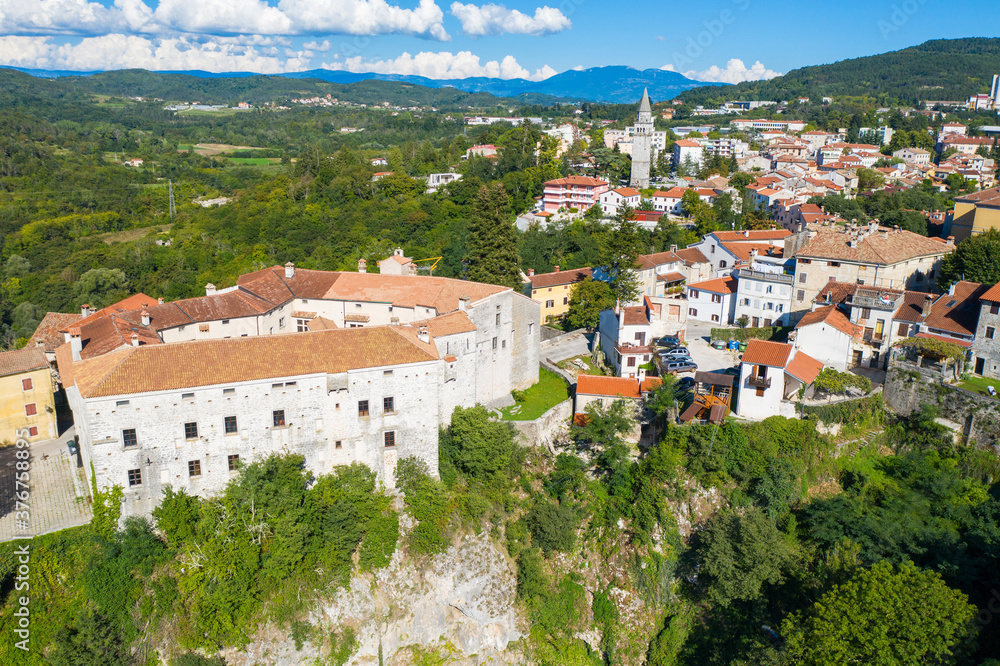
[576,374,643,398]
[621,306,650,326]
[923,281,989,337]
[795,228,954,265]
[981,282,1000,304]
[412,310,477,336]
[688,277,737,295]
[893,291,934,322]
[545,176,608,187]
[785,350,823,384]
[795,305,858,337]
[530,267,592,290]
[742,339,793,367]
[612,187,640,197]
[720,242,784,262]
[674,247,709,265]
[711,229,791,242]
[68,293,157,331]
[0,347,48,378]
[27,312,82,353]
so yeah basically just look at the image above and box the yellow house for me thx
[527,266,592,322]
[1,347,58,444]
[950,188,1000,241]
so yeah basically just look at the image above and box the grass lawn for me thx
[557,354,603,377]
[958,375,999,398]
[225,157,279,165]
[500,368,569,421]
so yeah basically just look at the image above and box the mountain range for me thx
[7,65,720,105]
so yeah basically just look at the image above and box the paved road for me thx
[540,330,594,364]
[683,320,743,375]
[0,426,92,542]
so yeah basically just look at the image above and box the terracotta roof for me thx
[652,187,687,198]
[78,314,161,359]
[711,229,791,242]
[657,271,686,283]
[674,247,709,265]
[923,281,988,337]
[530,267,592,290]
[612,187,640,197]
[720,242,784,262]
[815,281,858,305]
[955,187,1000,207]
[742,339,793,367]
[795,228,954,265]
[306,316,338,331]
[981,282,1000,304]
[412,310,477,336]
[688,277,737,295]
[675,139,702,148]
[915,332,974,348]
[785,350,823,384]
[0,347,49,378]
[893,291,934,322]
[344,314,370,323]
[544,176,608,187]
[27,312,82,353]
[68,293,157,331]
[61,326,439,399]
[319,271,507,312]
[795,304,858,337]
[621,306,650,326]
[576,374,641,398]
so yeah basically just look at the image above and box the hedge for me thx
[710,326,780,343]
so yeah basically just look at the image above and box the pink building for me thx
[542,176,610,213]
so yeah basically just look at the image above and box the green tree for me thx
[50,610,131,666]
[73,267,129,308]
[856,167,886,192]
[525,499,579,554]
[782,561,977,665]
[564,277,615,329]
[598,208,644,306]
[940,228,1000,286]
[466,182,521,288]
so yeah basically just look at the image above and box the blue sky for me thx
[0,0,997,82]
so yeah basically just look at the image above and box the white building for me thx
[686,276,737,325]
[674,140,705,170]
[599,187,642,216]
[892,147,931,165]
[735,339,822,419]
[733,266,794,327]
[692,228,792,274]
[426,172,462,193]
[598,305,656,378]
[790,304,857,371]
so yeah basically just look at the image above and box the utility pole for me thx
[168,179,176,221]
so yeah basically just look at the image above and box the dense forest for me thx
[678,38,1000,106]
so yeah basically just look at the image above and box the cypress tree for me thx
[466,183,522,289]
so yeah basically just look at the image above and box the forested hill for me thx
[678,37,1000,105]
[0,67,571,109]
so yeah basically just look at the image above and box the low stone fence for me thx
[541,357,576,385]
[884,362,1000,448]
[508,398,573,451]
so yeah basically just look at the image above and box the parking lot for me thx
[657,320,743,376]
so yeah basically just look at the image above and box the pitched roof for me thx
[720,242,785,262]
[785,350,823,384]
[981,282,1000,304]
[412,310,477,336]
[674,247,709,265]
[621,306,650,326]
[815,281,859,305]
[0,347,49,378]
[612,187,640,197]
[69,293,157,331]
[742,339,793,367]
[576,374,642,398]
[545,176,608,187]
[27,312,82,353]
[923,281,988,337]
[61,326,439,399]
[530,267,592,290]
[795,304,858,337]
[711,229,791,242]
[688,276,737,295]
[795,228,953,264]
[78,314,161,359]
[306,316,338,331]
[893,291,934,322]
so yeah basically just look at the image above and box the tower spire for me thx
[639,87,651,115]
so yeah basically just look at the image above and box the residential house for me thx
[736,340,822,419]
[378,248,418,275]
[791,304,858,372]
[674,140,705,170]
[527,266,592,321]
[892,147,931,165]
[574,374,662,417]
[599,187,641,216]
[0,347,58,444]
[597,298,685,378]
[733,264,794,327]
[948,187,1000,241]
[465,144,499,159]
[541,176,610,213]
[917,281,989,349]
[693,228,792,274]
[686,276,737,325]
[426,172,461,193]
[972,282,1000,378]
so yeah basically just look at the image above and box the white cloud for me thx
[665,58,781,84]
[653,35,665,42]
[449,2,569,36]
[322,50,555,80]
[0,0,450,39]
[0,34,311,72]
[303,39,331,51]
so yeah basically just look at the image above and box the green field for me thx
[500,368,569,420]
[225,157,279,165]
[959,375,999,398]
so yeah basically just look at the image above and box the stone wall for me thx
[509,398,573,451]
[884,363,1000,448]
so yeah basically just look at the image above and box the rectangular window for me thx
[800,259,811,264]
[898,322,909,336]
[358,400,370,417]
[492,337,498,350]
[24,403,36,417]
[711,294,721,303]
[690,290,699,299]
[627,356,636,367]
[21,377,32,391]
[272,410,286,427]
[384,370,393,376]
[272,383,284,389]
[297,319,308,332]
[798,273,807,283]
[563,296,568,305]
[991,304,999,315]
[28,426,37,437]
[222,319,230,324]
[182,392,194,400]
[797,290,805,301]
[496,313,501,325]
[116,399,130,407]
[335,440,342,449]
[830,261,840,267]
[279,317,285,328]
[545,300,554,308]
[689,308,697,316]
[228,454,240,471]
[861,308,871,320]
[188,460,202,477]
[711,315,720,322]
[384,431,396,448]
[384,396,394,413]
[128,468,142,487]
[988,326,996,340]
[122,428,138,448]
[224,416,238,434]
[184,422,198,439]
[223,388,235,395]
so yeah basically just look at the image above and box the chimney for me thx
[394,248,404,257]
[158,297,164,305]
[80,304,91,317]
[880,230,889,239]
[554,265,560,273]
[946,236,954,245]
[141,310,150,326]
[670,244,677,252]
[528,268,535,277]
[637,367,647,384]
[743,229,750,237]
[284,262,295,279]
[948,282,956,296]
[922,294,934,316]
[417,326,429,344]
[205,283,216,296]
[69,330,82,362]
[358,258,367,274]
[131,333,139,347]
[459,296,470,311]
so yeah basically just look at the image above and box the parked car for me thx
[656,335,682,347]
[660,348,693,360]
[664,360,698,374]
[678,377,697,390]
[722,366,740,376]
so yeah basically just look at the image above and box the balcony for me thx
[735,268,794,284]
[858,331,885,347]
[747,375,772,389]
